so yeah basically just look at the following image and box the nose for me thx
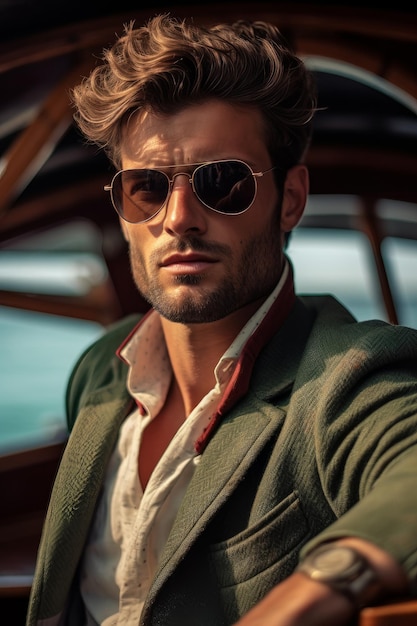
[163,173,208,235]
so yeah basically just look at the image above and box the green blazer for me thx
[27,295,417,625]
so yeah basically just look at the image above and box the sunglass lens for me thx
[114,170,169,222]
[194,161,256,214]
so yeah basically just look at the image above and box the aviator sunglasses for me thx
[104,159,277,223]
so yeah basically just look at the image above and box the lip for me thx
[160,252,218,274]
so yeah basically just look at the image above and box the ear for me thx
[280,164,309,233]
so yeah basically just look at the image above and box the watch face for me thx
[313,546,359,578]
[299,545,379,607]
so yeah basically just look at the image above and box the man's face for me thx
[119,100,303,324]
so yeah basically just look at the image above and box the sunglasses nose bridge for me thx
[164,171,195,204]
[169,171,193,188]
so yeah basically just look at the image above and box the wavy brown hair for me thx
[72,14,317,172]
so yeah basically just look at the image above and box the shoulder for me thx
[65,313,142,422]
[300,294,417,376]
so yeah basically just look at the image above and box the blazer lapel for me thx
[152,297,316,592]
[151,396,287,595]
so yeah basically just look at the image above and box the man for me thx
[27,14,417,626]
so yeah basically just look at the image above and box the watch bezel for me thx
[297,544,380,608]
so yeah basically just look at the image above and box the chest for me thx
[139,382,186,488]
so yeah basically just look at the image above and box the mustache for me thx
[151,236,231,260]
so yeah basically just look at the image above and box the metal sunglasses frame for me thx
[104,159,277,223]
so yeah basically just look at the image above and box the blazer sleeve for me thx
[297,316,417,594]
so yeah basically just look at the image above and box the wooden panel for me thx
[0,441,66,598]
[359,600,417,626]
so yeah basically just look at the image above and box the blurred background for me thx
[0,3,417,620]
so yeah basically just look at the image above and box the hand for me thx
[233,572,357,626]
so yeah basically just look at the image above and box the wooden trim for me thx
[359,600,417,625]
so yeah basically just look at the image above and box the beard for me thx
[127,220,282,324]
[148,270,252,323]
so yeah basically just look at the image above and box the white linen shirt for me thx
[80,264,289,625]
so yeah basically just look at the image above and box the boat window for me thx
[288,227,386,323]
[0,220,105,453]
[381,237,417,329]
[0,307,102,452]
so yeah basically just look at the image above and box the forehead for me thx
[120,100,270,169]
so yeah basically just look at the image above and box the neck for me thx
[160,295,266,415]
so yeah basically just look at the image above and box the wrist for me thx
[297,544,381,609]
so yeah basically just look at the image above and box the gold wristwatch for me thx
[297,544,380,608]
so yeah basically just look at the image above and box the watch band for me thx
[297,544,380,608]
